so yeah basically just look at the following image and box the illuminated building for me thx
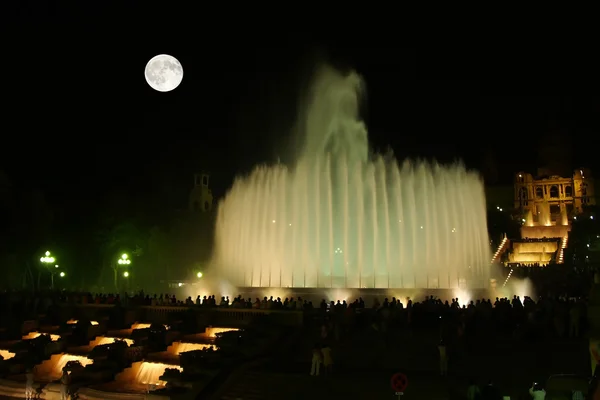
[506,168,595,266]
[514,168,595,225]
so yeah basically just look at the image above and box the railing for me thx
[58,304,305,327]
[140,305,304,326]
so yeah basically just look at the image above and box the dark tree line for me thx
[0,169,215,292]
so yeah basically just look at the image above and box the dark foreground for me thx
[210,324,589,399]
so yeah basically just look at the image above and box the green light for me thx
[40,255,56,263]
[118,253,131,265]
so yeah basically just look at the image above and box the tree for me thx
[0,171,54,290]
[96,220,145,290]
[568,205,600,264]
[144,226,172,289]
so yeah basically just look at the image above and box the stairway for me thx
[491,236,509,264]
[557,234,569,264]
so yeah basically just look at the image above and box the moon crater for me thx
[145,54,183,92]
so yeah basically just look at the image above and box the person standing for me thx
[321,345,333,375]
[466,378,481,400]
[60,370,70,400]
[25,368,34,400]
[529,382,546,399]
[438,340,448,376]
[310,344,322,376]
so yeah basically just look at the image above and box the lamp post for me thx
[50,264,60,289]
[115,254,131,291]
[40,251,57,289]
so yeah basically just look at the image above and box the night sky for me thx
[3,9,600,227]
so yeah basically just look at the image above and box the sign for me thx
[391,372,408,392]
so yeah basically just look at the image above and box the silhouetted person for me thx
[60,370,70,400]
[467,378,481,400]
[481,379,501,400]
[529,382,546,399]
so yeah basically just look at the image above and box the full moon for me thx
[144,54,183,92]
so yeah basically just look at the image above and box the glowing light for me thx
[131,323,151,330]
[491,236,508,264]
[34,353,93,381]
[91,336,134,347]
[503,268,513,287]
[557,235,568,264]
[130,323,169,331]
[204,327,239,338]
[196,272,203,278]
[167,342,216,355]
[117,361,182,386]
[453,289,472,305]
[212,66,490,290]
[22,332,60,341]
[59,272,65,277]
[67,319,99,326]
[326,288,352,302]
[0,349,15,360]
[123,271,129,277]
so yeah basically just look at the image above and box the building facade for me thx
[514,168,595,225]
[189,173,213,212]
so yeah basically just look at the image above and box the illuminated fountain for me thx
[22,332,60,341]
[168,342,216,355]
[88,336,134,347]
[204,327,238,338]
[107,322,170,337]
[34,353,93,381]
[114,361,182,388]
[0,350,15,360]
[131,323,151,330]
[509,240,560,266]
[67,319,99,326]
[213,64,490,289]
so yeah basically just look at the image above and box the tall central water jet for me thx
[213,65,490,289]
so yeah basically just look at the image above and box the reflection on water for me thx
[22,332,60,341]
[0,349,15,360]
[35,353,93,381]
[90,336,134,347]
[67,319,99,325]
[117,361,182,387]
[167,342,215,355]
[205,327,239,338]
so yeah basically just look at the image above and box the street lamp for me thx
[40,251,56,264]
[196,272,203,278]
[113,253,131,290]
[123,271,129,278]
[40,251,58,289]
[59,272,65,277]
[118,254,131,265]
